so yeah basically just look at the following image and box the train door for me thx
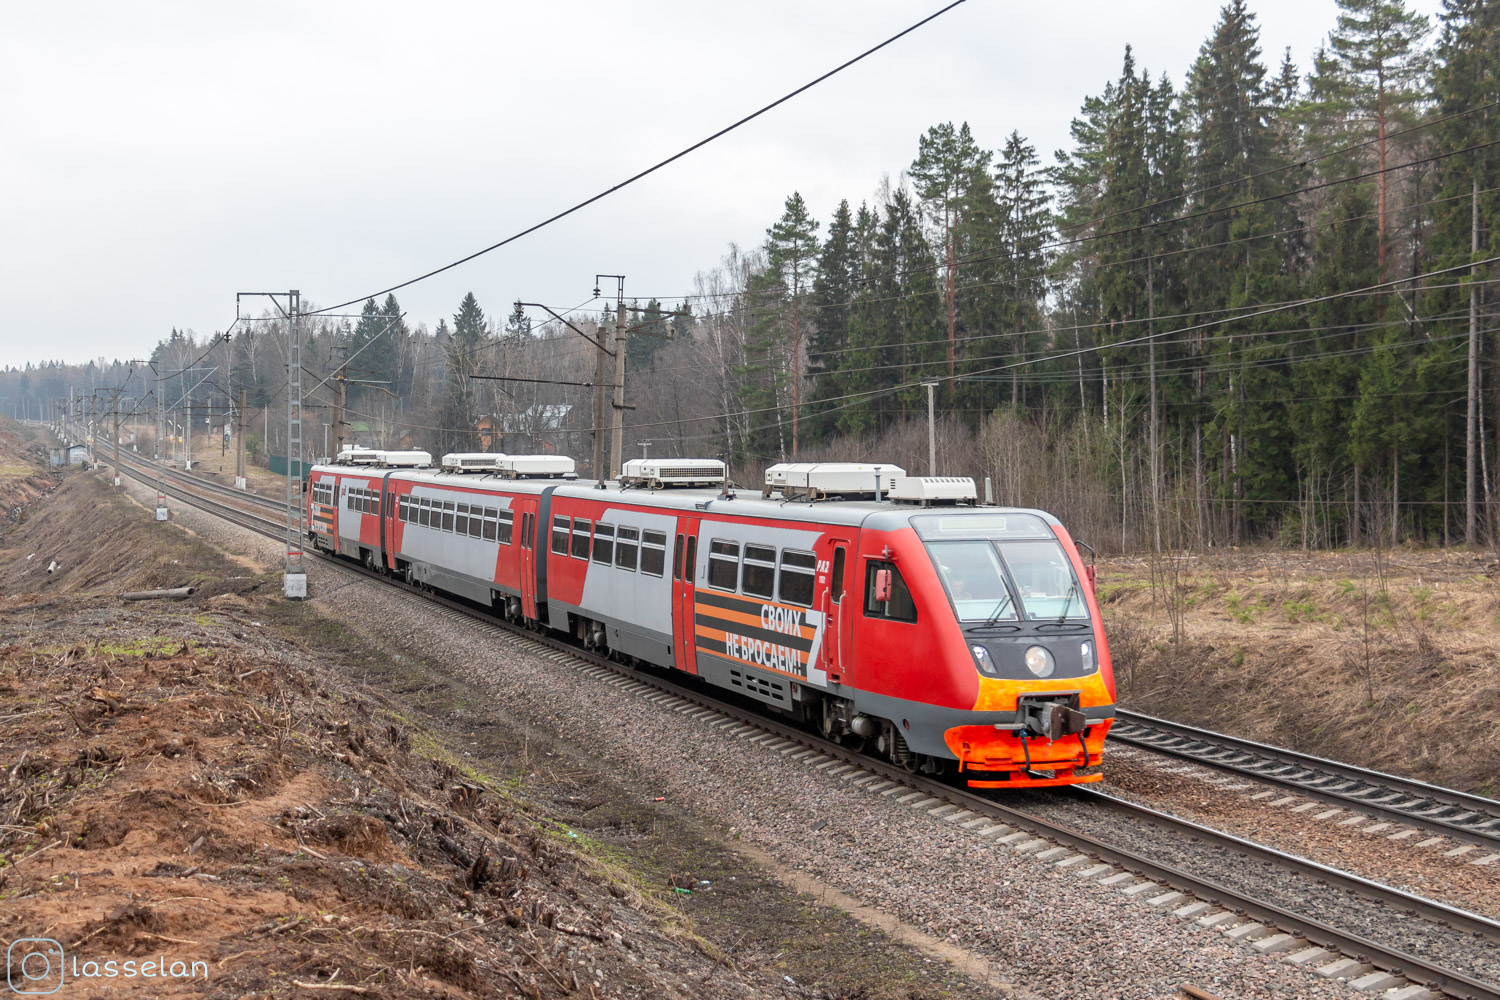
[672,516,700,674]
[516,498,539,620]
[821,539,851,683]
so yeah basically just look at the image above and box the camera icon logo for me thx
[6,939,65,995]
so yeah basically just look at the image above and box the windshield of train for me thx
[915,513,1090,622]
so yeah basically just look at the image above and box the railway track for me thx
[114,453,1500,1000]
[1112,710,1500,849]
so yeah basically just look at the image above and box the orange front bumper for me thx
[944,720,1111,789]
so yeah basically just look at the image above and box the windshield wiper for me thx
[1055,583,1078,624]
[967,595,1015,630]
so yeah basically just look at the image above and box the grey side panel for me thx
[696,652,795,710]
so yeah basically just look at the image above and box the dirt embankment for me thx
[1,421,995,1000]
[0,422,63,518]
[1100,547,1500,795]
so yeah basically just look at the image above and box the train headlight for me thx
[971,644,999,677]
[1024,645,1056,678]
[1081,641,1094,673]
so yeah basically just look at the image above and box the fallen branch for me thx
[292,980,369,993]
[120,587,196,601]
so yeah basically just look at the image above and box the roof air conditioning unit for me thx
[378,450,432,468]
[888,476,978,505]
[762,462,794,496]
[621,458,725,488]
[779,463,906,500]
[496,455,576,478]
[441,452,507,472]
[336,446,381,465]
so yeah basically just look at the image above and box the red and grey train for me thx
[306,451,1115,788]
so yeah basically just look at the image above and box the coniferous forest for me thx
[11,0,1500,553]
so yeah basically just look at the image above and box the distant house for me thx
[49,444,91,467]
[485,405,576,454]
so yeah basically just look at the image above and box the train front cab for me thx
[858,509,1115,790]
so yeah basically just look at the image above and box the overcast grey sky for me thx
[0,0,1445,368]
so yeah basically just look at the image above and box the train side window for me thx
[864,560,917,623]
[831,548,846,603]
[672,534,684,580]
[778,550,817,607]
[592,523,614,564]
[441,501,455,533]
[526,512,535,549]
[685,537,697,583]
[398,497,408,522]
[742,545,776,598]
[551,516,571,554]
[572,518,592,559]
[387,491,394,515]
[455,503,470,536]
[519,512,529,549]
[497,509,513,544]
[707,540,739,591]
[615,527,639,571]
[641,530,667,576]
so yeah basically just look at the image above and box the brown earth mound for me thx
[0,632,817,998]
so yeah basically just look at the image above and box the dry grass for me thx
[1101,547,1500,796]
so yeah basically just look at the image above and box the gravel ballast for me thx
[133,473,1460,999]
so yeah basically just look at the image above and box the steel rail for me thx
[1112,709,1500,848]
[116,459,1500,1000]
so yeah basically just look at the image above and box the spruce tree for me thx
[764,192,820,457]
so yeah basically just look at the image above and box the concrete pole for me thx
[236,387,247,488]
[609,298,626,479]
[112,387,121,487]
[591,326,607,480]
[924,382,936,476]
[1467,177,1480,546]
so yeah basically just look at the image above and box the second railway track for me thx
[117,453,1500,1000]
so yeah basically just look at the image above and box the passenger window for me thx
[615,527,639,571]
[482,515,496,541]
[864,560,917,623]
[551,516,571,554]
[441,501,455,533]
[673,534,684,580]
[685,537,697,583]
[641,530,667,577]
[469,512,483,539]
[498,509,514,545]
[455,503,469,536]
[707,540,739,591]
[778,550,816,607]
[572,518,592,559]
[592,523,615,564]
[742,545,776,599]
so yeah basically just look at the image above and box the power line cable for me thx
[311,1,966,316]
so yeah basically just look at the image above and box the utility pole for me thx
[332,342,348,457]
[612,295,626,478]
[111,386,121,488]
[592,324,608,479]
[1466,177,1480,546]
[236,387,247,489]
[285,290,306,598]
[1148,253,1161,554]
[595,274,628,479]
[238,288,306,598]
[923,382,937,475]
